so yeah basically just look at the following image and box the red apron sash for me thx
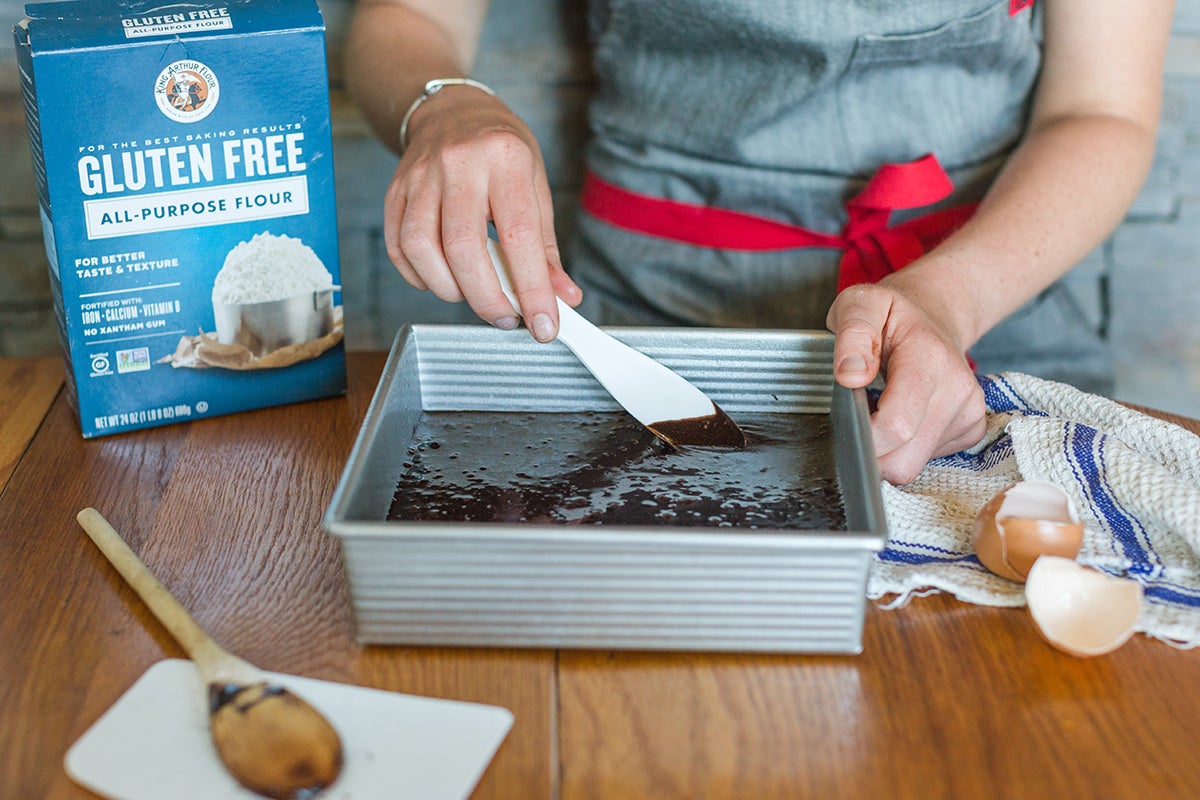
[579,153,978,292]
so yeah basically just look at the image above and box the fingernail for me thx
[492,316,520,331]
[530,312,557,343]
[839,355,868,375]
[561,284,583,304]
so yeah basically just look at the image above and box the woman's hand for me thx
[344,0,580,342]
[826,279,987,485]
[387,90,581,341]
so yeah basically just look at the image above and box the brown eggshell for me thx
[971,481,1084,582]
[1025,555,1143,657]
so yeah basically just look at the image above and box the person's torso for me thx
[585,0,1042,225]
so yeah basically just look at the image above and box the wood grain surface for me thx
[2,352,1198,800]
[0,353,554,800]
[0,356,63,489]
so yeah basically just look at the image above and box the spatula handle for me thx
[485,238,522,312]
[77,508,240,677]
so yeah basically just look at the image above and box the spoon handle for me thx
[77,507,257,682]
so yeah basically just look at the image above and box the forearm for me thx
[887,111,1159,351]
[886,0,1172,354]
[346,0,570,338]
[344,0,490,154]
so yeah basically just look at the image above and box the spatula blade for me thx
[486,239,746,448]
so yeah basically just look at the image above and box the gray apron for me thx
[568,0,1114,393]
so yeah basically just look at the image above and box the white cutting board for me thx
[65,659,514,800]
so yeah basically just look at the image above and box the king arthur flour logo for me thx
[154,60,220,123]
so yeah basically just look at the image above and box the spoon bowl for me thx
[76,508,344,800]
[208,681,344,799]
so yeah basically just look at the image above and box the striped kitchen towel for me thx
[868,372,1200,648]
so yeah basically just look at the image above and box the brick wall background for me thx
[3,0,1197,417]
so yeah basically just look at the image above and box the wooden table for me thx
[3,352,1199,799]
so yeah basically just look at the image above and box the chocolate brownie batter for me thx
[388,411,844,530]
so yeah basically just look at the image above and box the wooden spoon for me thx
[76,507,343,800]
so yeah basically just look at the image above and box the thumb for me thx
[826,288,887,389]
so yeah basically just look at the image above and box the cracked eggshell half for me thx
[1025,555,1144,657]
[971,481,1085,582]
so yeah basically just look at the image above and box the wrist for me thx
[399,77,496,153]
[880,264,983,354]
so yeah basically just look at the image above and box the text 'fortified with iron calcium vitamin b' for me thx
[15,0,345,438]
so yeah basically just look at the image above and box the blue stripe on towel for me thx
[930,435,1015,471]
[979,374,1044,415]
[1063,423,1160,577]
[878,539,977,566]
[1145,582,1200,608]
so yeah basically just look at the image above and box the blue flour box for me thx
[15,0,345,437]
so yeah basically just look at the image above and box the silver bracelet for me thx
[398,77,497,153]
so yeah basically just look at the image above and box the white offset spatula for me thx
[486,238,745,448]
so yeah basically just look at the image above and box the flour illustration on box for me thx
[15,0,347,438]
[160,231,344,369]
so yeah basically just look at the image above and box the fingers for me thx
[870,351,986,484]
[443,164,520,328]
[490,152,558,341]
[382,107,572,341]
[829,283,986,485]
[382,167,427,292]
[535,171,582,309]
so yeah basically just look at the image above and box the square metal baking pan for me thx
[324,324,886,653]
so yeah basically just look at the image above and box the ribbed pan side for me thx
[342,535,872,653]
[412,326,835,414]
